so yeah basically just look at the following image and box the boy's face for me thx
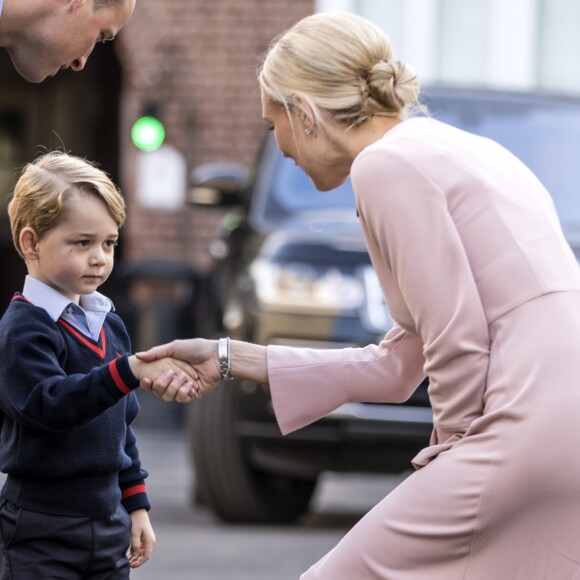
[27,195,119,303]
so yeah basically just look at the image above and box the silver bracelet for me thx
[218,337,233,380]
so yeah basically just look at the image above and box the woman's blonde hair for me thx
[8,151,126,259]
[258,12,421,130]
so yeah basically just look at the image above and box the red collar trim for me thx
[58,318,107,359]
[14,294,107,359]
[11,294,30,303]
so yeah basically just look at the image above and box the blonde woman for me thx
[141,13,580,579]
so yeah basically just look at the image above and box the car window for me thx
[270,157,355,213]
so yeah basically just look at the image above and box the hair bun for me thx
[259,12,421,129]
[364,59,419,114]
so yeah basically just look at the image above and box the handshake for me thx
[128,338,268,403]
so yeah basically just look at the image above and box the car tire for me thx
[188,379,318,524]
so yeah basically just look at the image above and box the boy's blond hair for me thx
[8,151,126,259]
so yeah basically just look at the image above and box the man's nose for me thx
[71,46,95,71]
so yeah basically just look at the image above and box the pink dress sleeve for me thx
[268,324,425,435]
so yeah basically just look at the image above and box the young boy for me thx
[0,151,196,578]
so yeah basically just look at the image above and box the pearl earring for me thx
[304,128,311,135]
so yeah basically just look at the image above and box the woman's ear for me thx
[19,227,40,261]
[293,93,316,134]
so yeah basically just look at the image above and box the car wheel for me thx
[188,379,318,524]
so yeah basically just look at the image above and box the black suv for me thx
[187,87,580,524]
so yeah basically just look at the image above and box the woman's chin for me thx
[312,175,348,192]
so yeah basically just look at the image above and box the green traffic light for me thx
[131,116,166,152]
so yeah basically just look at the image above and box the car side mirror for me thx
[188,162,250,207]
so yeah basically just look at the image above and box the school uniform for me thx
[0,278,150,579]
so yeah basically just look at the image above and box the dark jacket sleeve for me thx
[0,307,140,431]
[119,407,151,513]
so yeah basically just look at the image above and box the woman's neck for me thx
[328,115,403,167]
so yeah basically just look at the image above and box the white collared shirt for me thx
[22,276,114,342]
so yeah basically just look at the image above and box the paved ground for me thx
[131,427,407,580]
[0,427,407,579]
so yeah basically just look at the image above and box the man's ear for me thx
[66,0,88,13]
[292,93,316,134]
[20,227,40,260]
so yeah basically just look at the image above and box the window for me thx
[537,0,580,94]
[437,0,489,84]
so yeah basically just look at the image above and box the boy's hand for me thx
[128,508,155,568]
[128,356,200,402]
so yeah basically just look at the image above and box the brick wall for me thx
[115,0,314,270]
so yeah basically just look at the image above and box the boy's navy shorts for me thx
[0,498,131,579]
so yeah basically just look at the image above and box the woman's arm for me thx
[138,338,268,402]
[138,327,426,436]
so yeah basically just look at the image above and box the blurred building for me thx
[320,0,580,95]
[0,1,313,309]
[1,0,578,310]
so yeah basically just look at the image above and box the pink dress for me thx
[267,118,580,579]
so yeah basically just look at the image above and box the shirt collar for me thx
[22,276,114,321]
[79,291,114,315]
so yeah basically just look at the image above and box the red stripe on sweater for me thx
[108,359,131,395]
[121,484,147,500]
[11,294,30,303]
[58,319,107,359]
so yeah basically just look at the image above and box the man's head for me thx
[0,0,136,83]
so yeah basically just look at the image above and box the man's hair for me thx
[8,151,126,259]
[93,0,125,10]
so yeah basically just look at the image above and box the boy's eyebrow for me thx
[73,232,119,238]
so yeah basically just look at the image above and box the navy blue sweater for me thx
[0,295,150,517]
